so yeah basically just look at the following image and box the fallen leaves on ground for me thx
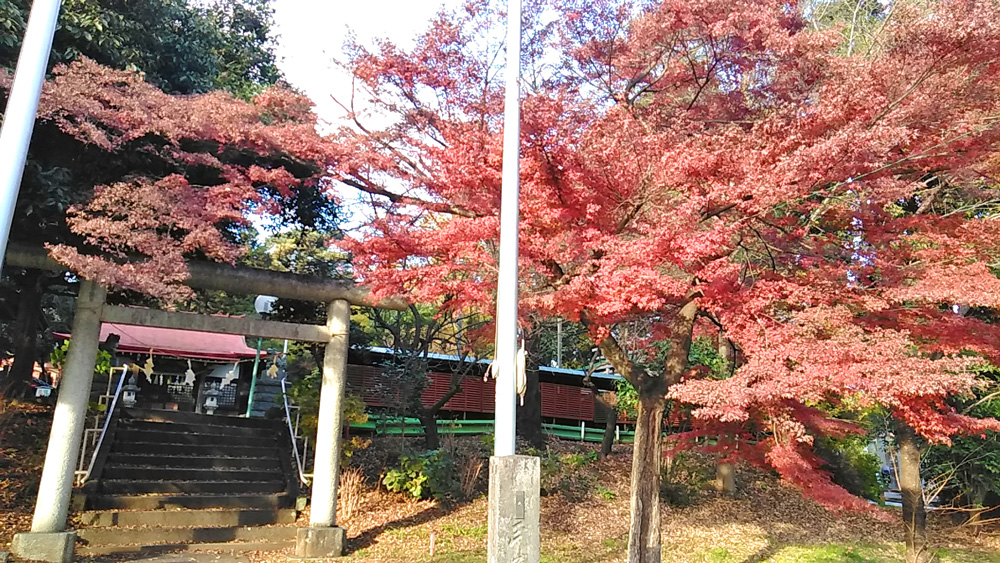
[1,406,998,562]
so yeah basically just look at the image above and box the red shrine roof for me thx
[56,322,260,362]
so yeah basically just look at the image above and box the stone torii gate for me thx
[5,244,405,562]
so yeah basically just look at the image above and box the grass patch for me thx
[764,544,891,562]
[602,537,626,550]
[762,544,1000,563]
[934,547,1000,563]
[542,535,630,563]
[440,522,488,538]
[386,525,431,539]
[428,549,488,562]
[706,547,733,561]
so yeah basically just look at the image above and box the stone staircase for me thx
[74,408,301,556]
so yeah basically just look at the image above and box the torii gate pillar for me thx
[12,280,106,563]
[296,298,350,557]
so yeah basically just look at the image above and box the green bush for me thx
[814,434,886,503]
[383,450,460,501]
[286,369,368,436]
[563,451,598,468]
[51,340,112,377]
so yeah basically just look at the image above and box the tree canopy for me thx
[0,0,293,395]
[0,0,280,97]
[328,0,1000,560]
[0,58,332,301]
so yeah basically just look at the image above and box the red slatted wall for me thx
[347,363,590,421]
[540,382,594,421]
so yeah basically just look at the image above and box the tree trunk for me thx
[601,409,616,457]
[2,273,43,399]
[418,409,441,450]
[898,424,932,563]
[585,297,698,563]
[517,355,544,448]
[418,379,464,451]
[593,390,618,457]
[627,397,665,563]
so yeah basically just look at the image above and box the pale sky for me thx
[271,0,464,126]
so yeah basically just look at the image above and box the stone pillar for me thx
[13,280,106,563]
[296,299,349,558]
[488,455,540,563]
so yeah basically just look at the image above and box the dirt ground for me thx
[249,448,999,563]
[2,402,999,562]
[1,401,49,549]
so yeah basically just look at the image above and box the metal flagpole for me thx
[493,0,521,460]
[487,1,539,561]
[0,0,62,277]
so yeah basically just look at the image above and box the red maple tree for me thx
[332,1,1000,561]
[1,58,332,301]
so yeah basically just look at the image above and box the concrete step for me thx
[123,408,276,429]
[85,493,294,511]
[121,419,267,438]
[76,524,296,548]
[75,539,295,556]
[103,467,284,482]
[115,428,276,447]
[78,507,297,527]
[113,441,277,458]
[106,453,280,470]
[99,480,286,495]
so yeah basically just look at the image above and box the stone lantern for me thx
[122,374,140,408]
[203,382,221,415]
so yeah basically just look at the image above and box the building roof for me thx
[57,322,260,362]
[538,365,623,381]
[364,346,623,381]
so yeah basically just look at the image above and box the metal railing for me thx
[280,377,310,484]
[350,415,637,443]
[75,365,128,484]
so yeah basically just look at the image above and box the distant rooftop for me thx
[364,346,623,381]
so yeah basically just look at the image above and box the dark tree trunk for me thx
[594,391,618,458]
[418,379,464,450]
[515,333,546,448]
[627,397,666,563]
[2,273,43,399]
[898,424,932,563]
[517,352,544,448]
[601,407,616,457]
[418,409,441,450]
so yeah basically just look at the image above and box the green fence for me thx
[351,415,636,444]
[351,417,495,436]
